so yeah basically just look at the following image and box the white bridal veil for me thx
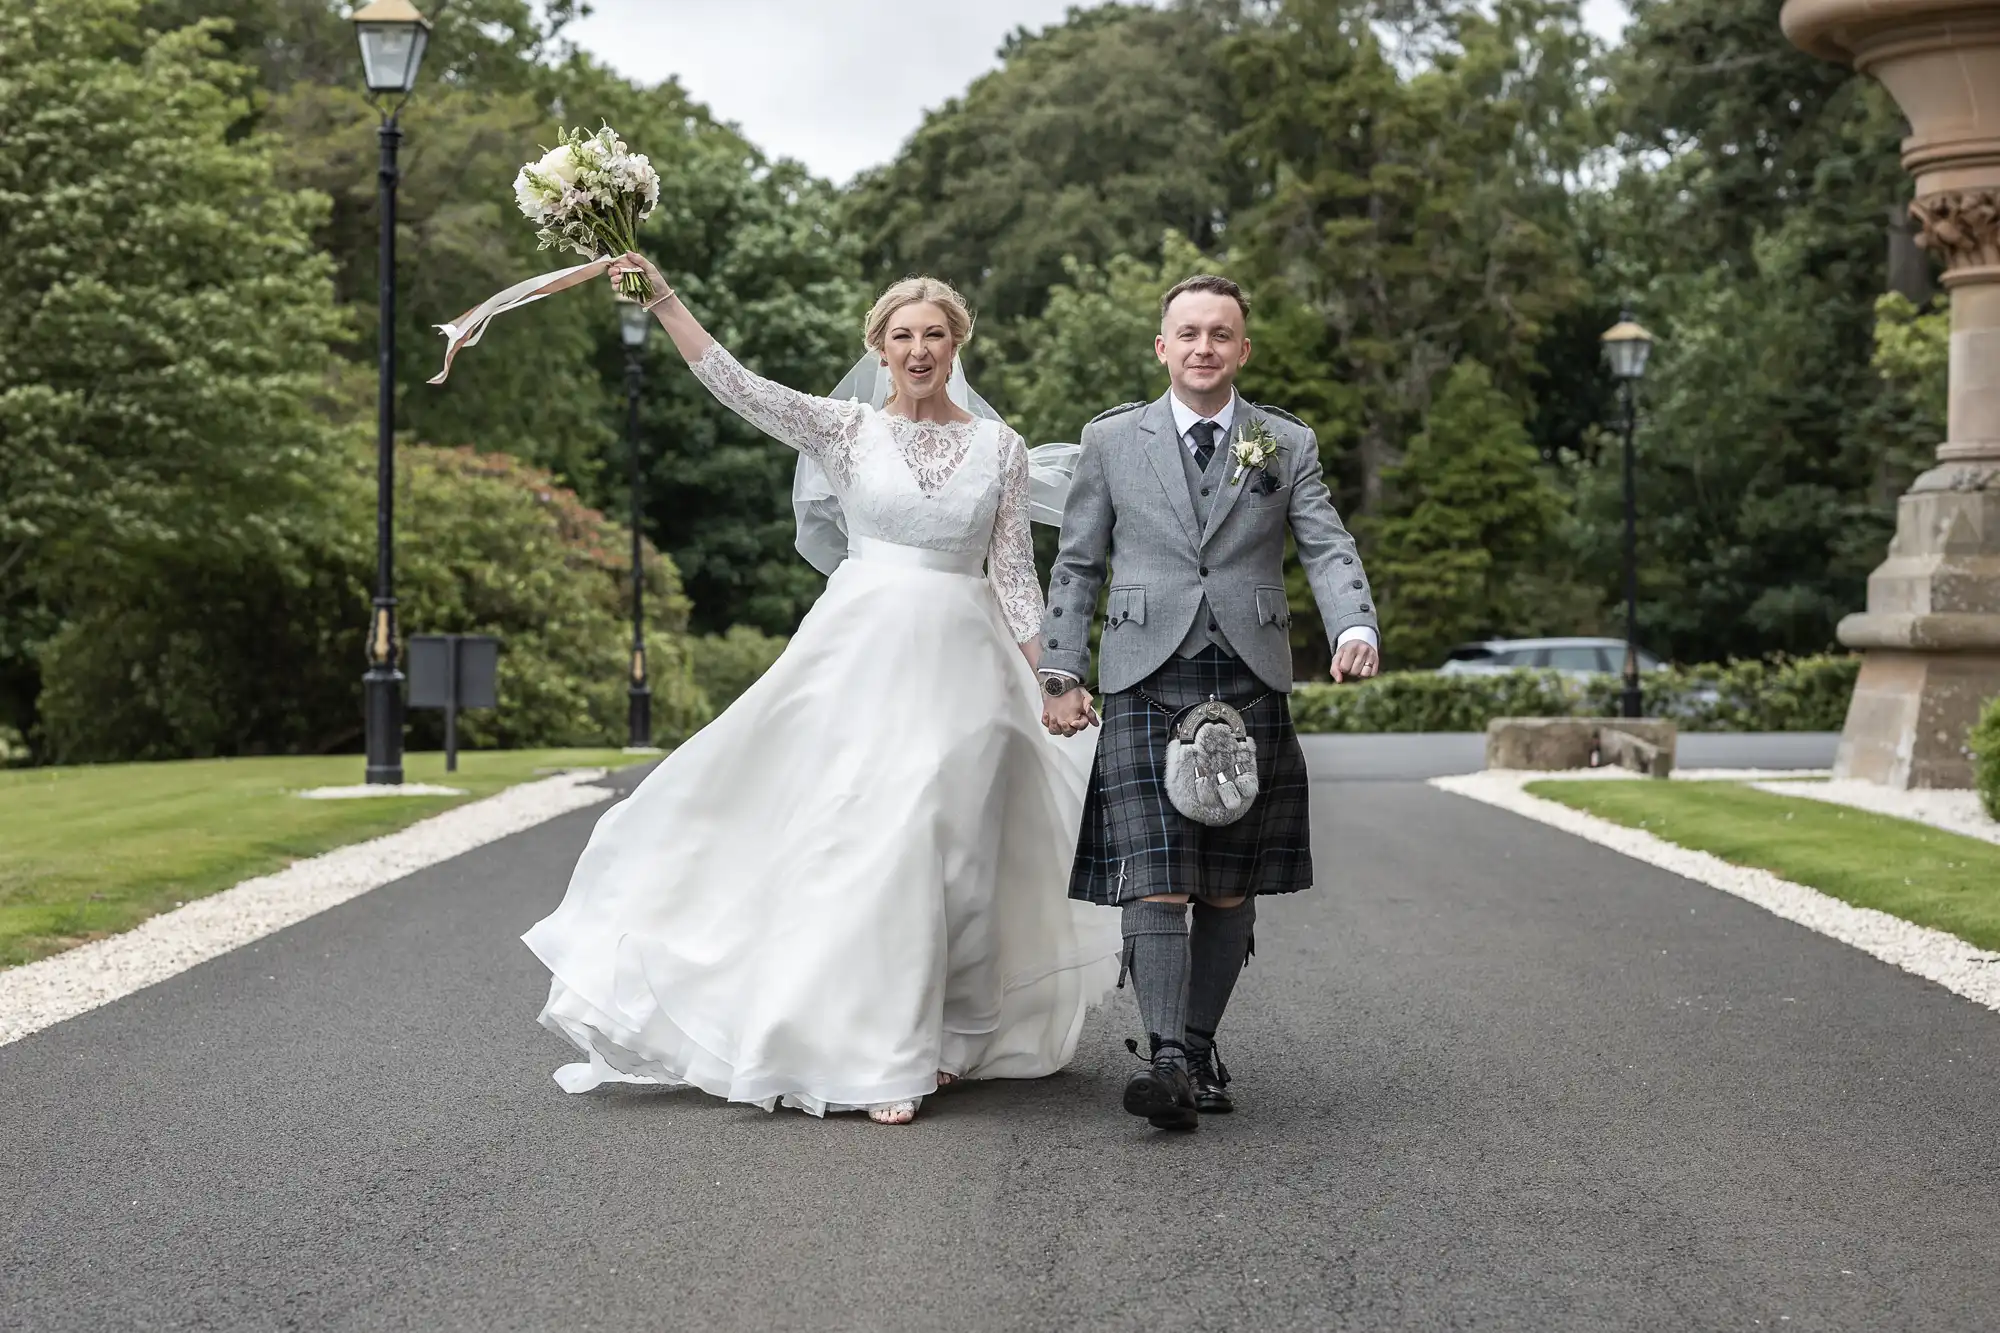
[793,352,1083,574]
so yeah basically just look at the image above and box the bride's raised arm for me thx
[608,252,863,471]
[988,427,1046,668]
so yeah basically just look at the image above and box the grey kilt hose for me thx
[1068,647,1313,906]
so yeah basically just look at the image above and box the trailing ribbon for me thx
[428,256,617,385]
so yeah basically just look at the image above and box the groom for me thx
[1039,275,1379,1130]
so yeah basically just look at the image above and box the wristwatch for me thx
[1043,674,1078,697]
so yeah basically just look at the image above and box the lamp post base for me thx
[1621,680,1644,720]
[627,686,652,752]
[364,667,405,785]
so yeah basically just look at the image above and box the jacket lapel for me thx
[1200,401,1256,546]
[1139,394,1201,547]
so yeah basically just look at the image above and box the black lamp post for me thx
[619,299,653,749]
[350,0,431,784]
[1601,311,1656,721]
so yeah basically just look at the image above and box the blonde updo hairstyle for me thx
[864,276,976,360]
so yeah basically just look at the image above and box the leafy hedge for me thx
[1290,655,1859,734]
[1971,694,2000,820]
[1291,669,1578,733]
[1580,655,1860,731]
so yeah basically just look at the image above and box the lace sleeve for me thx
[988,427,1045,643]
[688,343,864,482]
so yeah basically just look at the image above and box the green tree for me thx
[1605,0,1869,278]
[37,442,709,761]
[1368,360,1586,665]
[136,0,588,97]
[269,78,625,484]
[994,232,1216,444]
[1227,0,1599,515]
[0,0,350,757]
[1577,0,1937,662]
[1872,292,1949,439]
[268,51,867,635]
[845,3,1249,325]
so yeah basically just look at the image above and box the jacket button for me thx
[1208,621,1218,633]
[1200,486,1210,497]
[1360,604,1371,612]
[1048,638,1059,649]
[1051,607,1063,618]
[1341,555,1353,564]
[1199,565,1209,577]
[1351,579,1363,589]
[1060,576,1070,585]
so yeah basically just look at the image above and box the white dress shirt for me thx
[1168,389,1239,457]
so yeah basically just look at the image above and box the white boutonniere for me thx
[1230,421,1281,486]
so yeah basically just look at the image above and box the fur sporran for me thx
[1161,698,1261,827]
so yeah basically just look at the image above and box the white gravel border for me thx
[1748,778,2000,847]
[0,769,616,1048]
[1432,769,2000,1014]
[296,783,468,800]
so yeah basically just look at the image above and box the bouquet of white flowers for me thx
[512,124,661,303]
[428,123,663,385]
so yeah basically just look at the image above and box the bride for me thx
[522,254,1119,1125]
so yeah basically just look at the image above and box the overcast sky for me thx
[565,0,1635,185]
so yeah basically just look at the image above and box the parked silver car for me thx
[1437,637,1664,680]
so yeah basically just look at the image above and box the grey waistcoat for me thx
[1173,427,1238,659]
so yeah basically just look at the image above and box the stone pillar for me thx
[1783,0,2000,788]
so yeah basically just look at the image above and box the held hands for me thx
[1043,686,1098,738]
[1330,639,1380,683]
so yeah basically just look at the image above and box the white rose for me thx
[536,144,581,186]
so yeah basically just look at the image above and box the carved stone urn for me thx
[1783,0,2000,787]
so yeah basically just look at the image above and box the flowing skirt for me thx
[522,543,1121,1115]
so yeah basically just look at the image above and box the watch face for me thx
[1045,677,1069,696]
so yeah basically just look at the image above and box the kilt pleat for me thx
[1068,647,1312,906]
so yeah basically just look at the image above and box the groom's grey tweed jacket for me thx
[1040,393,1376,695]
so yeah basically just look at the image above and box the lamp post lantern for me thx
[350,0,431,784]
[1601,313,1655,721]
[619,299,653,749]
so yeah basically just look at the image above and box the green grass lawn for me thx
[1527,779,2000,951]
[0,749,651,969]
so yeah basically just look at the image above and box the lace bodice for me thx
[688,345,1044,641]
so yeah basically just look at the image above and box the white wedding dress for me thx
[523,346,1121,1115]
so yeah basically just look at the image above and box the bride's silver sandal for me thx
[867,1098,921,1125]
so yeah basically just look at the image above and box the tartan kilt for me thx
[1069,647,1313,906]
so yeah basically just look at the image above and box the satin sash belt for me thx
[848,536,986,578]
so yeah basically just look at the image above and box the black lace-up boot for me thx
[1185,1028,1233,1114]
[1122,1036,1199,1131]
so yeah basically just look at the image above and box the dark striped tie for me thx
[1190,419,1219,472]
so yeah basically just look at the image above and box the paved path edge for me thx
[1431,770,2000,1015]
[0,770,617,1047]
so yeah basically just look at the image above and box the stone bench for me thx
[1484,717,1678,777]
